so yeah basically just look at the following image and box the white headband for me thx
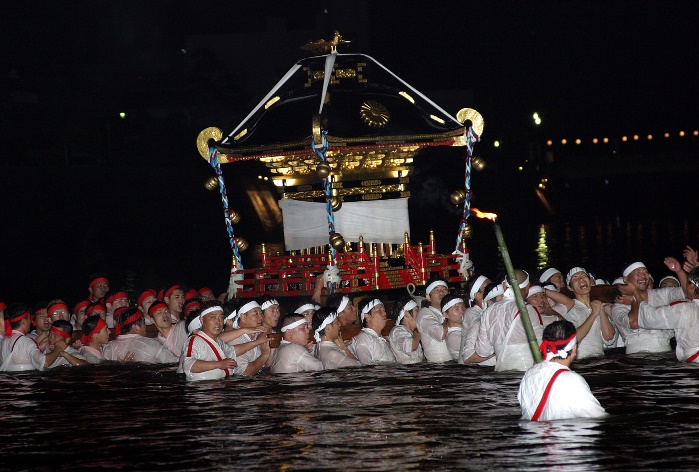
[337,296,350,313]
[187,316,202,333]
[659,275,680,287]
[225,309,237,322]
[505,271,529,289]
[442,297,464,313]
[543,284,557,291]
[360,299,383,323]
[200,306,223,318]
[238,301,261,316]
[281,317,307,333]
[612,277,624,285]
[543,335,577,361]
[539,268,561,283]
[313,312,338,343]
[469,275,489,302]
[483,284,504,303]
[623,262,646,277]
[527,285,544,297]
[595,279,609,286]
[260,299,278,311]
[294,303,316,314]
[395,300,418,326]
[566,267,587,286]
[425,280,448,296]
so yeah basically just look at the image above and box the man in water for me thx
[518,320,607,421]
[474,269,544,371]
[612,258,686,354]
[416,275,452,363]
[270,313,324,374]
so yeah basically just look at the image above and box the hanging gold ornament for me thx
[472,156,487,171]
[329,232,345,250]
[205,176,219,191]
[229,210,241,225]
[455,108,485,136]
[235,236,249,252]
[463,223,473,239]
[196,127,223,159]
[330,196,342,211]
[450,189,466,205]
[316,162,331,179]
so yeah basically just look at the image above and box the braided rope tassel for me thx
[454,126,480,252]
[208,147,243,277]
[312,133,337,264]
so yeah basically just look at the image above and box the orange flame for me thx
[472,208,498,221]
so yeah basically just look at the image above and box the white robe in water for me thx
[178,331,238,381]
[475,297,544,372]
[388,324,424,364]
[610,287,682,354]
[229,333,263,375]
[460,306,496,366]
[0,331,47,371]
[564,300,615,359]
[446,327,461,361]
[639,299,699,362]
[518,360,607,421]
[270,340,324,374]
[316,341,361,369]
[103,333,179,364]
[350,327,396,365]
[157,321,189,358]
[416,306,452,363]
[48,345,86,368]
[80,345,104,365]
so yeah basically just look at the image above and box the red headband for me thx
[164,285,181,298]
[74,300,91,313]
[184,300,202,313]
[89,277,109,288]
[6,310,30,335]
[199,287,213,295]
[47,303,69,316]
[115,310,143,336]
[106,291,128,305]
[137,289,156,306]
[49,326,71,339]
[148,301,169,317]
[86,303,106,316]
[81,317,107,344]
[539,332,577,359]
[0,302,6,310]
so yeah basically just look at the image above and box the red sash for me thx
[187,334,230,377]
[516,306,543,325]
[531,369,566,421]
[687,351,699,363]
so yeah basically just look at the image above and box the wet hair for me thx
[220,298,239,319]
[311,307,335,339]
[51,319,74,337]
[82,315,103,338]
[494,271,508,285]
[115,307,144,334]
[543,319,576,343]
[688,267,699,289]
[6,303,30,330]
[482,281,499,300]
[391,295,416,322]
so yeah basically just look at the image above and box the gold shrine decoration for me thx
[455,108,484,136]
[196,127,223,159]
[360,100,390,128]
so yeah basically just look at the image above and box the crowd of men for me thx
[3,244,699,421]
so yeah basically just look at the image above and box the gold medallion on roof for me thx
[197,127,223,159]
[360,100,390,128]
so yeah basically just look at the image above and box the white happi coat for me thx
[460,306,495,366]
[80,345,104,365]
[565,300,615,359]
[446,327,461,361]
[270,340,324,374]
[157,321,189,357]
[103,333,179,364]
[48,345,86,368]
[229,333,262,375]
[416,306,452,363]
[518,361,607,421]
[317,341,362,369]
[350,327,396,365]
[178,331,238,381]
[475,297,544,372]
[610,287,683,354]
[388,324,424,364]
[0,331,47,372]
[639,299,699,362]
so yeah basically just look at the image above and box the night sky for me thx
[2,1,698,305]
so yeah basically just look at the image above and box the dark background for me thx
[1,1,698,305]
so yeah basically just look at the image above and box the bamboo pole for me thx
[493,218,543,363]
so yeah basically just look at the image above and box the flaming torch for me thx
[472,208,543,363]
